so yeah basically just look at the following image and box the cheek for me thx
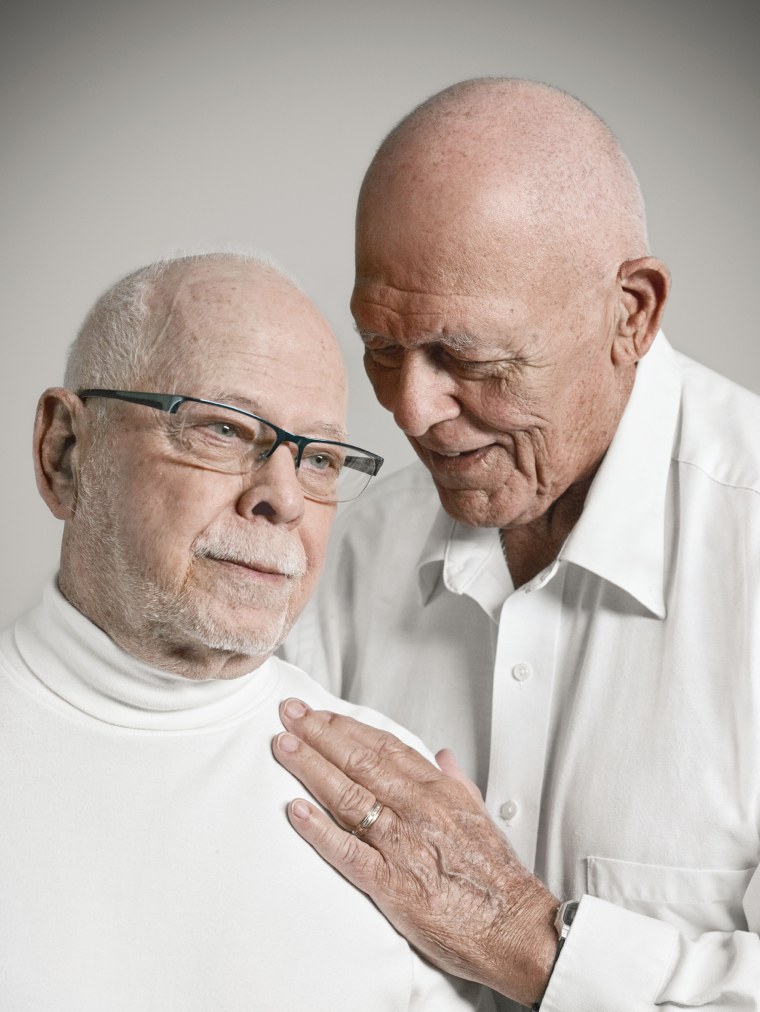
[472,380,547,434]
[300,504,336,586]
[121,472,227,576]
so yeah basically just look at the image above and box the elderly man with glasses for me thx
[0,252,483,1011]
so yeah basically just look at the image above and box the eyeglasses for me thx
[78,389,384,503]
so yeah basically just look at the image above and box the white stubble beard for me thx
[70,444,309,674]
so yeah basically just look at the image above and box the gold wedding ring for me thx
[350,800,383,838]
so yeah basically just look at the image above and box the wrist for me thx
[485,885,558,1007]
[531,899,580,1010]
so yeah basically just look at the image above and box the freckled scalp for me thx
[357,77,650,284]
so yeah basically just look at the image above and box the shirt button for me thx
[499,800,519,822]
[512,662,533,682]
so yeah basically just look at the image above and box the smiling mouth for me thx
[424,444,492,462]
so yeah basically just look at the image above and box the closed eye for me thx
[363,344,404,369]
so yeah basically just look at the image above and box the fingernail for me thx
[284,698,308,719]
[278,732,300,753]
[291,800,311,820]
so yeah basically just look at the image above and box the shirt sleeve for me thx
[541,886,760,1010]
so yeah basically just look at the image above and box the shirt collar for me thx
[418,510,513,619]
[416,332,681,618]
[12,581,280,730]
[561,332,680,617]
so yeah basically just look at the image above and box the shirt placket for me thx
[484,561,565,871]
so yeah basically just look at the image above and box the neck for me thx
[501,473,593,587]
[114,636,269,681]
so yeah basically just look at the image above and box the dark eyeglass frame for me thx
[77,389,384,499]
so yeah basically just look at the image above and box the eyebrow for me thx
[212,392,347,442]
[355,327,480,353]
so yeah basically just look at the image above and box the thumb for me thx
[435,748,483,803]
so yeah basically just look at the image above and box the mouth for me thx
[410,441,514,489]
[201,554,293,580]
[421,443,495,465]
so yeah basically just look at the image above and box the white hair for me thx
[64,250,296,393]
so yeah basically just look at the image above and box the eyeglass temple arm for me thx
[78,390,187,413]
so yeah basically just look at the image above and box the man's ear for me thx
[612,256,671,366]
[33,388,88,520]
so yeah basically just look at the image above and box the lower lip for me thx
[416,444,508,488]
[426,445,493,469]
[207,558,288,583]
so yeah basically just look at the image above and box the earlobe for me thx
[613,257,671,365]
[33,388,86,520]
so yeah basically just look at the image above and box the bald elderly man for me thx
[279,80,760,1008]
[0,253,485,1010]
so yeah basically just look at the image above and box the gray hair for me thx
[64,250,292,393]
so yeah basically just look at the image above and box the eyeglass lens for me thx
[170,401,375,502]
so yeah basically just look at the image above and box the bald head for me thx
[357,78,649,288]
[38,251,349,679]
[65,253,342,397]
[352,78,669,544]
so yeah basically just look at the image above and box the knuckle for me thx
[374,730,406,761]
[338,835,379,887]
[337,777,372,814]
[336,832,363,865]
[305,709,337,744]
[344,743,383,780]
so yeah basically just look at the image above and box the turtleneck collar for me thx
[7,581,281,731]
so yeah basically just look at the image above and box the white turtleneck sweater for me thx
[0,583,485,1012]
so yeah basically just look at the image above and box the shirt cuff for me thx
[539,895,678,1012]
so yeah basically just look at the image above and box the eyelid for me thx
[361,334,399,352]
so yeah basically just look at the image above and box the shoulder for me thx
[675,350,760,495]
[269,656,434,761]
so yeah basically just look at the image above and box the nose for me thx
[236,445,305,527]
[371,348,461,438]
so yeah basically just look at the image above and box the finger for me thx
[281,698,427,768]
[287,798,385,895]
[435,748,484,803]
[279,698,440,799]
[273,731,392,838]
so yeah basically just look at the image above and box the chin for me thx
[193,600,294,658]
[434,484,519,529]
[144,581,293,663]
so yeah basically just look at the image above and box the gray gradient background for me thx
[2,0,758,628]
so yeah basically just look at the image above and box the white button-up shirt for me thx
[284,334,760,1009]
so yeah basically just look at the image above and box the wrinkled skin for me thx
[273,700,558,1005]
[274,80,671,1002]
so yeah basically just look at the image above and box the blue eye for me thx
[208,421,240,439]
[302,448,342,472]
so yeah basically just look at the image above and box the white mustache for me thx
[192,525,307,578]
